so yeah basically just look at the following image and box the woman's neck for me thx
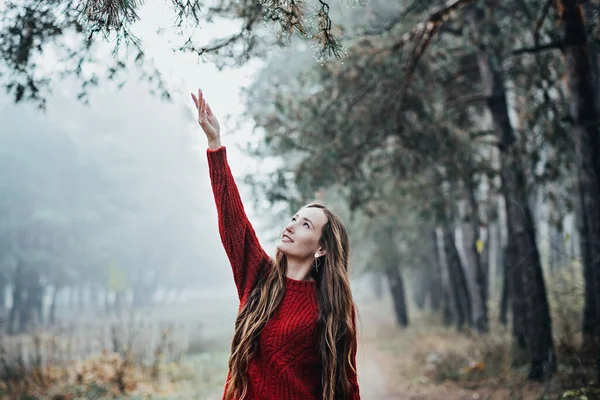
[286,257,314,281]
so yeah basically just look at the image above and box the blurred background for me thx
[1,0,599,399]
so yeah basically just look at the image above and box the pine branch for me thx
[78,0,144,33]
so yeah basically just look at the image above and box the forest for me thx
[0,0,599,399]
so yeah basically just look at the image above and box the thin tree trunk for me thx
[0,273,5,310]
[34,282,44,326]
[20,268,42,331]
[465,173,489,332]
[412,270,427,311]
[559,0,600,380]
[443,226,472,331]
[50,286,60,325]
[8,261,23,335]
[499,245,509,327]
[429,229,444,312]
[385,265,409,327]
[492,222,504,279]
[105,288,112,314]
[77,285,85,312]
[434,229,454,325]
[580,177,597,349]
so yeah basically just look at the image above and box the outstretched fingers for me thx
[191,89,206,110]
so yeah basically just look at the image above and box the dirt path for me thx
[355,296,422,400]
[357,341,397,400]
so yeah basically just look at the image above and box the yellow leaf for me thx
[564,232,571,245]
[476,239,484,254]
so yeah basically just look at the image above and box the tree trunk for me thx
[471,5,556,380]
[505,240,528,367]
[412,270,427,311]
[465,173,489,332]
[8,261,24,335]
[559,0,600,380]
[33,282,44,326]
[77,285,85,312]
[49,286,60,325]
[443,226,472,331]
[0,272,6,310]
[20,268,42,331]
[384,265,409,327]
[491,222,504,279]
[499,245,509,327]
[428,230,444,312]
[548,224,559,272]
[580,177,597,349]
[433,229,454,325]
[500,99,556,382]
[105,288,112,314]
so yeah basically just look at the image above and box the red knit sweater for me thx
[207,147,360,400]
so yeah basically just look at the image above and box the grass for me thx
[1,269,598,400]
[0,305,235,400]
[355,284,598,400]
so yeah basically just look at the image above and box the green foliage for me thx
[238,0,588,284]
[0,0,364,107]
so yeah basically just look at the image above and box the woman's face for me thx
[277,206,328,259]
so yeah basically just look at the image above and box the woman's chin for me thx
[276,242,292,254]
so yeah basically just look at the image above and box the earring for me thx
[312,256,320,272]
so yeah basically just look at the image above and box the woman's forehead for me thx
[295,207,328,226]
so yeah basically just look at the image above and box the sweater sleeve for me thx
[207,146,271,301]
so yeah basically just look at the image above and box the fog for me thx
[0,0,277,311]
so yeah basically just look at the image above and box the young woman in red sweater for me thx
[191,88,361,400]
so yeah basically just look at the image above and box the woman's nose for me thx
[285,223,294,233]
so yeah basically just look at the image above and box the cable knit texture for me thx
[207,146,360,400]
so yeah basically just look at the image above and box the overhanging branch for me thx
[511,41,564,55]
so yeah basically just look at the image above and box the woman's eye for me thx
[303,222,309,228]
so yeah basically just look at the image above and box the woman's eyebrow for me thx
[302,217,314,226]
[293,214,313,226]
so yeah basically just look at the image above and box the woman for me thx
[191,88,361,400]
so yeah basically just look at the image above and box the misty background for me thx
[2,0,600,399]
[0,1,277,307]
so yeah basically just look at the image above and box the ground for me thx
[11,289,590,399]
[170,291,571,399]
[354,296,576,400]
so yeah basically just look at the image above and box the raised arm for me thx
[192,89,270,302]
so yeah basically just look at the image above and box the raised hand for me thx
[191,88,221,149]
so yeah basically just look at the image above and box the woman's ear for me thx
[314,248,327,258]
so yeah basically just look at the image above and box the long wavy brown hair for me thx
[223,203,357,400]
